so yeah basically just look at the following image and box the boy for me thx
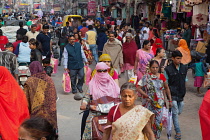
[42,58,53,77]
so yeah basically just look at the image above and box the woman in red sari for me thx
[0,66,29,140]
[199,90,210,140]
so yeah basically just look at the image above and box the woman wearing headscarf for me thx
[91,54,119,85]
[123,33,138,81]
[177,39,191,65]
[80,62,120,139]
[23,61,57,130]
[0,66,29,140]
[152,38,164,55]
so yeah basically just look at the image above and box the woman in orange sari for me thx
[0,66,29,140]
[177,39,191,65]
[102,82,155,140]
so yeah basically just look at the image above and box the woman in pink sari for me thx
[134,40,154,81]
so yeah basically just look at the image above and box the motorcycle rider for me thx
[80,62,120,139]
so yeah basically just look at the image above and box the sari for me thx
[152,38,164,55]
[177,39,192,65]
[199,90,210,140]
[111,105,154,140]
[23,61,57,129]
[136,49,154,81]
[0,66,29,140]
[138,73,165,139]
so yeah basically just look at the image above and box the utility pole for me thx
[126,0,131,23]
[133,0,137,16]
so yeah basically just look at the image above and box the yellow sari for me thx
[112,105,154,140]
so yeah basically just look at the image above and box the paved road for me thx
[52,63,203,140]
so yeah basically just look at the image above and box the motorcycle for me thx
[18,62,31,86]
[89,96,121,140]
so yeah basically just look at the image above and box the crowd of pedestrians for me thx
[0,14,210,140]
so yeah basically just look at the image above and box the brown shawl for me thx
[103,38,123,69]
[24,72,57,129]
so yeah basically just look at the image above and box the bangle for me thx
[168,101,172,102]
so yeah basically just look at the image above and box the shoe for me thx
[74,93,83,100]
[58,62,61,66]
[79,90,83,93]
[56,97,59,102]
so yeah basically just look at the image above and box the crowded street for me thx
[0,0,210,139]
[54,62,203,140]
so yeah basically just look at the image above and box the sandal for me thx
[174,134,181,140]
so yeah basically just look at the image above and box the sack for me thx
[196,41,206,54]
[50,57,59,74]
[84,66,92,85]
[128,74,138,84]
[62,72,71,92]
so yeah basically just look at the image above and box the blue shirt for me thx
[189,62,207,76]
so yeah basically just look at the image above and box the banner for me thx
[88,0,96,16]
[34,3,41,11]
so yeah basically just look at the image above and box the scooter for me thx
[18,62,31,86]
[90,96,121,140]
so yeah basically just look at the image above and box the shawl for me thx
[103,38,123,69]
[177,39,192,64]
[152,38,164,55]
[112,105,154,140]
[89,62,120,100]
[29,61,44,75]
[23,72,57,129]
[0,66,29,140]
[122,40,138,66]
[199,90,210,140]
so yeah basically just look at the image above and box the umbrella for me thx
[166,108,172,140]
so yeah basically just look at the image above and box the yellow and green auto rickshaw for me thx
[63,15,83,27]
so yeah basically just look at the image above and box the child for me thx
[189,57,207,94]
[80,39,93,64]
[42,58,53,77]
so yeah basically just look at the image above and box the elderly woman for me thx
[122,33,138,81]
[80,62,120,139]
[102,82,155,140]
[177,39,191,65]
[0,66,29,140]
[137,60,172,139]
[134,40,154,81]
[23,61,57,130]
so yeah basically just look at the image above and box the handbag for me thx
[62,72,71,92]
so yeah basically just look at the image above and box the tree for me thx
[126,0,131,23]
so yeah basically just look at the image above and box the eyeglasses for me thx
[102,61,111,63]
[97,69,108,73]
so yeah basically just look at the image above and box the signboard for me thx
[34,3,41,11]
[88,0,96,16]
[53,4,61,11]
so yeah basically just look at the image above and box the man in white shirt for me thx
[26,24,39,40]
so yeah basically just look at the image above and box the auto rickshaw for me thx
[63,15,83,27]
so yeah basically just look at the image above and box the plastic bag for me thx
[84,66,92,85]
[204,72,210,87]
[162,106,169,128]
[128,74,138,84]
[50,57,59,74]
[62,72,71,92]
